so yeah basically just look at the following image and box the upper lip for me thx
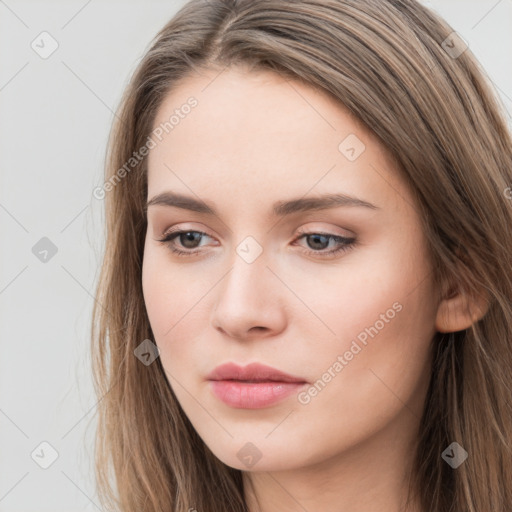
[207,362,307,383]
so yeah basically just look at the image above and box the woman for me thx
[91,1,512,511]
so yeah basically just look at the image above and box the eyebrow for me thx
[145,191,379,216]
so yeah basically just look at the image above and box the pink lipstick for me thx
[206,362,308,409]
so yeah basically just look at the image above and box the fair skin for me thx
[142,65,483,512]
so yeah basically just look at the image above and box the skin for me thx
[142,65,483,512]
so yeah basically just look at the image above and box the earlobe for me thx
[435,285,490,333]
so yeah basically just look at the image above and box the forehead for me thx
[146,66,408,217]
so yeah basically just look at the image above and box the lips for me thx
[206,362,307,384]
[206,362,308,409]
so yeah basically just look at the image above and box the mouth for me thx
[206,362,308,409]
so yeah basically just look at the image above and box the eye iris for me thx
[180,231,202,249]
[307,234,329,250]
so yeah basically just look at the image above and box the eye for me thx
[293,230,356,258]
[156,228,356,259]
[156,229,215,257]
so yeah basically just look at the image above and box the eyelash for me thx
[156,228,356,259]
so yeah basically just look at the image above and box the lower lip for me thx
[208,380,307,409]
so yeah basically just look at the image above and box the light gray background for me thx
[1,1,511,511]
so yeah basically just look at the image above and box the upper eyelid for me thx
[159,225,212,238]
[296,225,355,238]
[159,223,350,234]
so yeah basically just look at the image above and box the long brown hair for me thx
[91,1,512,510]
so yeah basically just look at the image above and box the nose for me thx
[211,250,287,340]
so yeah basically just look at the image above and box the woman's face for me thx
[142,66,440,473]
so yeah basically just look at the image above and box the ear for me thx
[435,282,490,333]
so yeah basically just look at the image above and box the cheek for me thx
[309,276,434,393]
[141,247,208,372]
[142,250,170,336]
